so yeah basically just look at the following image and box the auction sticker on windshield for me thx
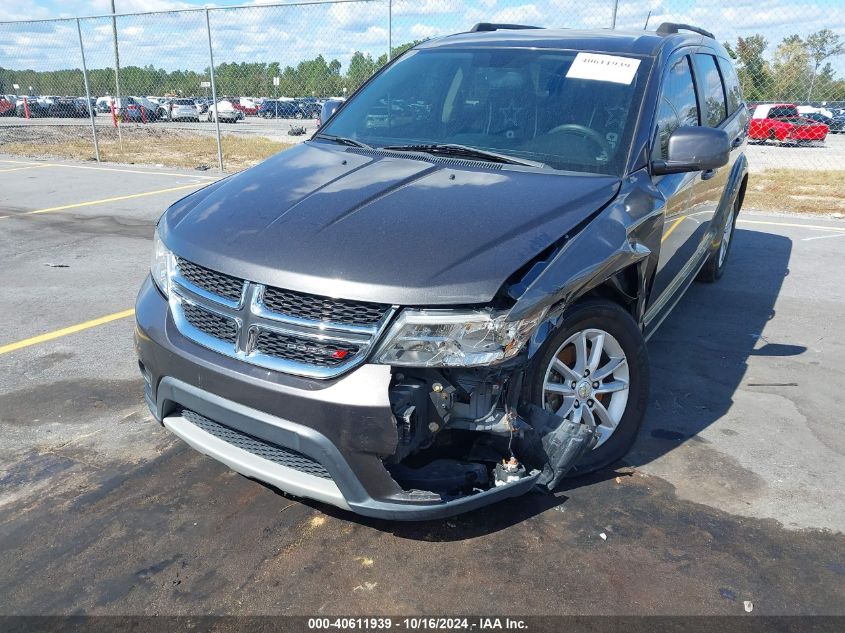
[566,52,641,84]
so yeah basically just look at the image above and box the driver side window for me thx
[653,56,699,160]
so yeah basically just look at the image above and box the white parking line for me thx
[802,233,845,242]
[738,218,845,233]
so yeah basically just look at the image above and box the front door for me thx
[648,53,703,306]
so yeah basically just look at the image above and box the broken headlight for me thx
[372,307,548,367]
[150,226,174,298]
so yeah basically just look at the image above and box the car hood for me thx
[161,142,620,305]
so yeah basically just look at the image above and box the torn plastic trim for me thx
[515,404,599,490]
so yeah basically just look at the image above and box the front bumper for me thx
[135,276,538,520]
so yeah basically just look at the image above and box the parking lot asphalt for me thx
[1,155,844,616]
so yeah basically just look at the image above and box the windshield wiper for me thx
[313,133,372,149]
[381,143,546,168]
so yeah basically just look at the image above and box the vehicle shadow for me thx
[292,227,799,540]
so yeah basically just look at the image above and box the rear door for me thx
[686,53,735,233]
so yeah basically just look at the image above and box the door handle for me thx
[731,136,744,148]
[701,169,717,181]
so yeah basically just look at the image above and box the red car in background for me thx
[748,103,829,144]
[229,97,260,116]
[0,95,15,116]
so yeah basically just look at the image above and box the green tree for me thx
[805,29,845,100]
[772,34,811,101]
[726,35,773,102]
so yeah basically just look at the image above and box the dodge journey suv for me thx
[136,22,749,519]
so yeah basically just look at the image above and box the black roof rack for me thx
[656,22,715,39]
[469,23,544,32]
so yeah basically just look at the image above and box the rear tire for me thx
[523,299,650,478]
[697,195,739,283]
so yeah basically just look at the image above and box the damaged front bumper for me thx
[136,276,553,520]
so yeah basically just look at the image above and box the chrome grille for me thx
[181,302,238,344]
[262,287,389,326]
[168,256,395,378]
[176,257,244,303]
[254,329,359,367]
[181,409,331,479]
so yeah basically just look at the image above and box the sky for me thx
[1,0,844,76]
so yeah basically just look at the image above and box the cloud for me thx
[490,3,542,22]
[1,0,843,77]
[409,23,441,39]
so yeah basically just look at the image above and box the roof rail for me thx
[656,22,715,39]
[469,23,544,32]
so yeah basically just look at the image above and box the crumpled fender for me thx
[505,169,664,357]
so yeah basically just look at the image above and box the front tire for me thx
[524,299,650,477]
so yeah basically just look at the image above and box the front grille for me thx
[181,409,331,479]
[262,287,389,326]
[182,302,237,344]
[176,257,244,303]
[254,329,359,367]
[170,256,394,378]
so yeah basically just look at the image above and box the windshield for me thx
[320,47,650,175]
[769,106,800,118]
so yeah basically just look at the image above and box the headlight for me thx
[151,227,174,297]
[372,307,548,367]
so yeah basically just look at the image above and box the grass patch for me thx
[1,127,842,215]
[745,169,845,214]
[0,125,293,171]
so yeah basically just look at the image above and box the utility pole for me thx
[610,0,618,29]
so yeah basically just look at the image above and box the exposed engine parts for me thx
[386,368,598,500]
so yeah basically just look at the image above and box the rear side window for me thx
[716,57,743,115]
[695,54,727,127]
[653,56,699,159]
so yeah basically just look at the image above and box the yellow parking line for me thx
[0,159,218,179]
[738,219,845,233]
[0,182,204,219]
[0,309,135,355]
[661,217,684,243]
[0,164,52,173]
[38,163,219,180]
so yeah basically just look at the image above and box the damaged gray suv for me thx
[136,22,748,519]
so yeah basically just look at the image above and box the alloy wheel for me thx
[719,208,735,268]
[542,328,630,448]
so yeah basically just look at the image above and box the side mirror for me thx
[652,126,730,175]
[319,99,344,125]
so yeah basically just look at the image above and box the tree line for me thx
[2,32,843,103]
[0,42,420,98]
[725,29,845,103]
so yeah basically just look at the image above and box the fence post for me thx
[205,8,224,174]
[610,0,618,29]
[110,0,123,151]
[76,18,100,163]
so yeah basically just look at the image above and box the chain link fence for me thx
[0,0,843,175]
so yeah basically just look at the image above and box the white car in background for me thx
[797,105,834,118]
[158,98,201,122]
[202,99,244,123]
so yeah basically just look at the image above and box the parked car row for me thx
[258,98,322,119]
[5,95,97,118]
[3,93,335,124]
